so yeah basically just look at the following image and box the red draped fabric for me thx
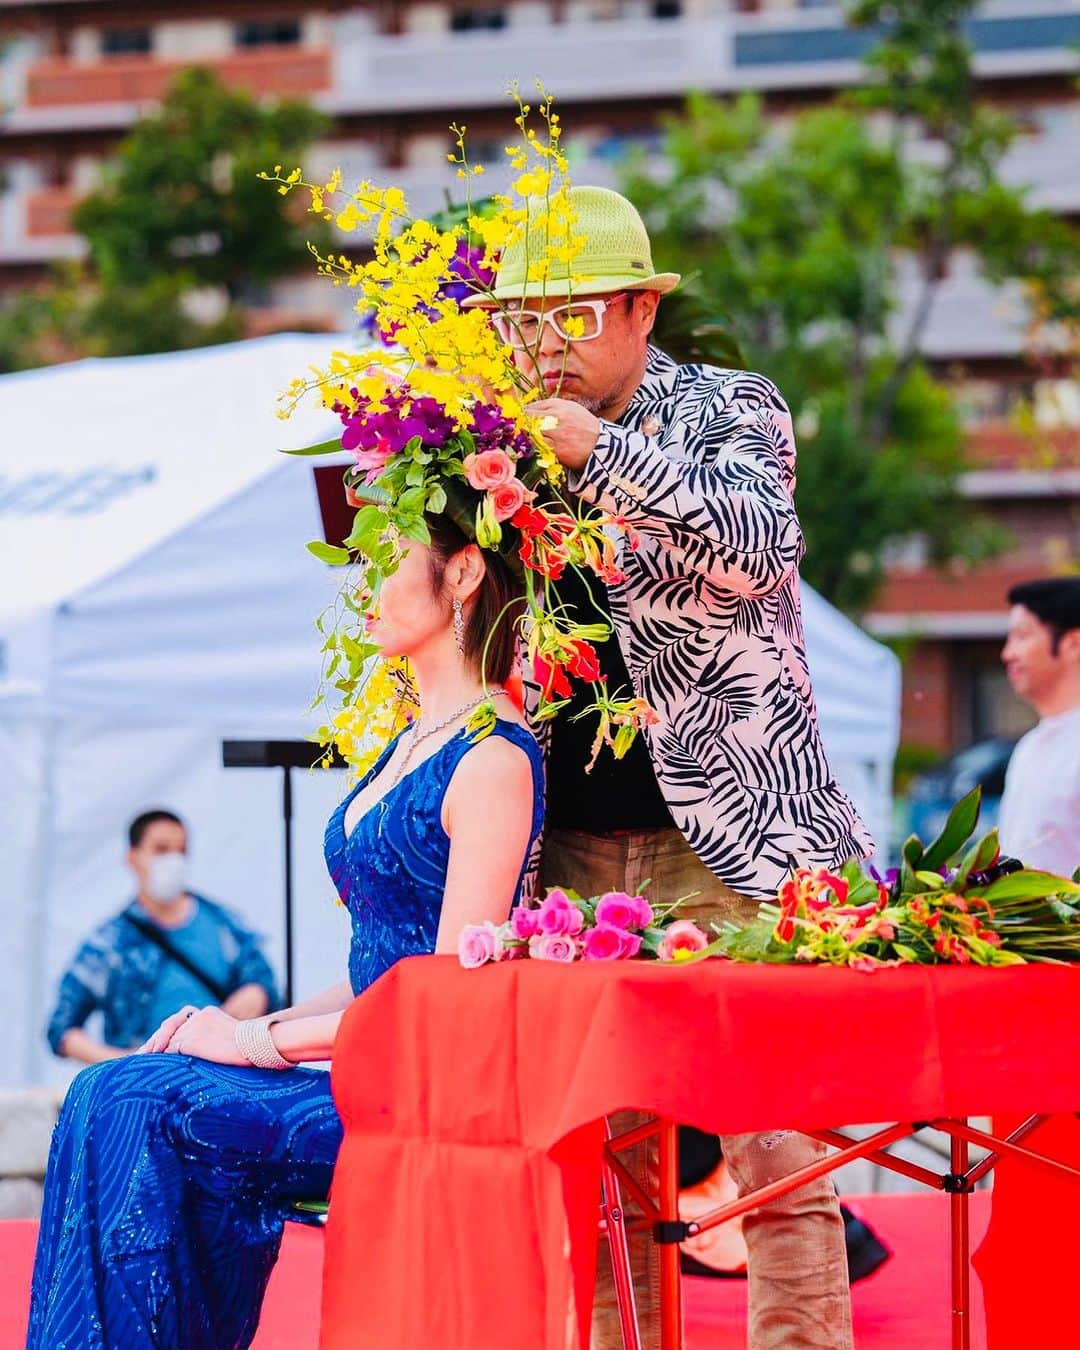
[322,958,1080,1350]
[973,1114,1080,1348]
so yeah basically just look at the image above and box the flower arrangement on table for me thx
[710,789,1080,971]
[266,87,656,776]
[458,887,712,968]
[458,789,1080,974]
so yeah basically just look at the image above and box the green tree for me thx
[622,1,1079,612]
[74,67,329,303]
[0,67,330,366]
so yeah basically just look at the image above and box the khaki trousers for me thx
[540,827,854,1350]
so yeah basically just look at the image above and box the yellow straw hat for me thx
[462,185,680,306]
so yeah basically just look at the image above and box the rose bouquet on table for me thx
[458,887,712,968]
[710,788,1080,972]
[266,87,656,775]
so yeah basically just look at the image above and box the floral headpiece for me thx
[267,88,656,777]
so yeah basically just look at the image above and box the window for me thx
[101,28,153,56]
[235,20,302,48]
[449,9,507,31]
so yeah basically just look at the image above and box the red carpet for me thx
[1,1192,989,1347]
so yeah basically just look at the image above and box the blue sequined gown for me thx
[28,721,544,1350]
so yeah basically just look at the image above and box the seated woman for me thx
[28,516,543,1350]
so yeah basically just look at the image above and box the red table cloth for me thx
[321,958,1080,1350]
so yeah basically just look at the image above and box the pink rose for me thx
[509,906,539,940]
[582,923,626,961]
[592,891,653,933]
[631,896,655,928]
[489,478,533,523]
[528,933,579,963]
[656,920,710,963]
[583,923,643,961]
[458,921,504,969]
[536,890,585,937]
[595,892,643,931]
[464,449,515,491]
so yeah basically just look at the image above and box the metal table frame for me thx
[600,1114,1080,1350]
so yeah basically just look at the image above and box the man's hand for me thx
[59,1028,130,1065]
[530,397,601,475]
[222,982,270,1021]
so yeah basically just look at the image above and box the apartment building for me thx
[1,0,1077,755]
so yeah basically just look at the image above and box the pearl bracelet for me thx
[234,1015,293,1071]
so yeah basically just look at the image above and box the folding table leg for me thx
[657,1119,684,1350]
[949,1129,971,1350]
[601,1143,642,1350]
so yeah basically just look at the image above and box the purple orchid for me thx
[339,391,456,464]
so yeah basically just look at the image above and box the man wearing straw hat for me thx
[470,185,870,1348]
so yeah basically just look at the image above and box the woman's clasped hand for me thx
[138,1002,246,1064]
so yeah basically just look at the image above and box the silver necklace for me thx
[381,687,509,805]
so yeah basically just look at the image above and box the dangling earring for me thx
[452,597,465,657]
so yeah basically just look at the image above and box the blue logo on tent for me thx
[0,465,157,515]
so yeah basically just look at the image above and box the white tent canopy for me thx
[0,335,899,1087]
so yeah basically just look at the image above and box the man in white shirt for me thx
[999,578,1080,878]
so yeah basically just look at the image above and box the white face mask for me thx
[145,851,189,903]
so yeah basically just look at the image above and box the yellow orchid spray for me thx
[267,85,652,774]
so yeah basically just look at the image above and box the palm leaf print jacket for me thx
[525,346,874,899]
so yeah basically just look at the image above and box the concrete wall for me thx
[0,1090,63,1219]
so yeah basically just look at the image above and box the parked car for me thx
[906,737,1017,845]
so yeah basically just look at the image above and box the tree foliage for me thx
[73,67,329,299]
[0,67,329,368]
[622,0,1079,611]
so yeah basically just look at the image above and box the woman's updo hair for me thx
[425,513,524,685]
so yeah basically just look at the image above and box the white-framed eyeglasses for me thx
[490,294,628,348]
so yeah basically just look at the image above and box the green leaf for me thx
[982,871,1080,903]
[843,866,883,907]
[398,485,426,515]
[968,828,1000,876]
[280,437,342,457]
[400,515,431,545]
[902,834,924,869]
[343,505,387,553]
[344,480,390,506]
[921,788,982,871]
[306,541,351,566]
[426,484,448,514]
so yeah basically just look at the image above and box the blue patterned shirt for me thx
[46,895,280,1054]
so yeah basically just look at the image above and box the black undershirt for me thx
[545,563,674,833]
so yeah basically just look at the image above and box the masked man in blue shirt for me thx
[47,809,279,1064]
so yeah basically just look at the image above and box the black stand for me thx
[222,740,346,1006]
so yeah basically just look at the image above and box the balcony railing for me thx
[25,47,331,108]
[25,186,80,237]
[327,2,1080,112]
[7,4,1077,128]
